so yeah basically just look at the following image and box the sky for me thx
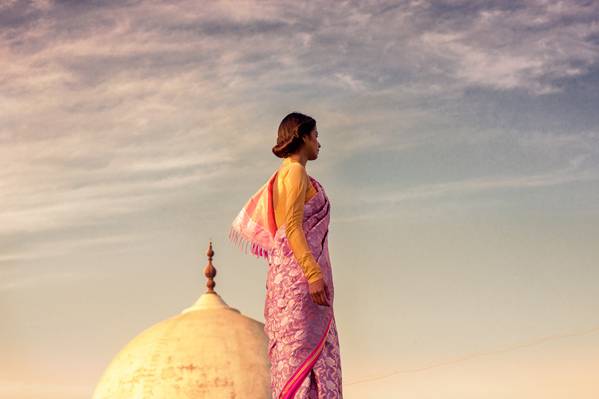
[1,0,599,398]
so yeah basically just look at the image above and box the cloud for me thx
[408,1,599,95]
[334,162,599,224]
[334,72,368,91]
[1,0,598,265]
[374,162,597,205]
[334,152,596,225]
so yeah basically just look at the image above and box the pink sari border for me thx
[279,315,333,399]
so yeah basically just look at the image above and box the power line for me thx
[345,323,599,386]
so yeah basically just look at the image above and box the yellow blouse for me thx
[273,157,323,284]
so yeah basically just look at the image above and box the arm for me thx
[283,164,323,284]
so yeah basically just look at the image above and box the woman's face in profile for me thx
[305,127,321,160]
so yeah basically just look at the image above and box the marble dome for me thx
[92,242,271,399]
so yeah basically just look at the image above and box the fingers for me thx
[319,291,329,306]
[310,290,328,306]
[312,292,324,306]
[309,281,331,306]
[312,290,330,306]
[312,292,318,305]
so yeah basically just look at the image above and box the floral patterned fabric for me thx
[264,175,343,398]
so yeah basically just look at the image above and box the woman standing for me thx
[229,112,343,398]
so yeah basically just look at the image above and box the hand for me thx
[308,278,331,306]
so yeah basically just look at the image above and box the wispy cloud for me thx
[1,0,598,265]
[413,1,599,94]
[0,231,157,266]
[369,159,598,206]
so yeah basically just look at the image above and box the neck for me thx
[287,153,308,167]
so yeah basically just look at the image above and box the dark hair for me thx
[272,112,316,158]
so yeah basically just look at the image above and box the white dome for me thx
[92,242,271,398]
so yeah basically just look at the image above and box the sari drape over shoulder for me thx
[229,169,343,399]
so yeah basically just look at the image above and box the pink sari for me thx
[229,170,342,398]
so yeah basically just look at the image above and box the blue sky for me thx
[1,1,598,398]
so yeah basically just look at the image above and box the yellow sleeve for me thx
[283,164,323,284]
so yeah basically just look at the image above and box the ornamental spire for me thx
[203,240,217,293]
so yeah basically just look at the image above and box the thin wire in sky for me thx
[346,323,599,386]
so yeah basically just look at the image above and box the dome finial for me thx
[204,240,217,293]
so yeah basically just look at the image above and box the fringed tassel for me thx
[228,225,271,260]
[229,226,246,253]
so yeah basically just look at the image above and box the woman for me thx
[229,112,343,398]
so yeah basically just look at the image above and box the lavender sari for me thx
[264,174,343,398]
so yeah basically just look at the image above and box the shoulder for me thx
[282,162,307,177]
[281,163,308,185]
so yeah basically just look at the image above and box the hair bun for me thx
[272,112,316,159]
